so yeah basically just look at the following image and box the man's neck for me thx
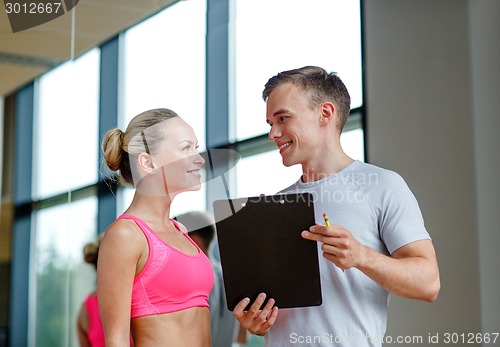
[301,152,354,183]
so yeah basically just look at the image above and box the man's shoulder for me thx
[351,160,396,176]
[350,161,405,187]
[277,179,301,194]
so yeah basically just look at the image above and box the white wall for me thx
[364,0,499,344]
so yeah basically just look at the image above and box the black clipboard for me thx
[213,193,322,311]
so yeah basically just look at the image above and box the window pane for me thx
[235,151,303,197]
[341,128,365,162]
[233,0,362,141]
[34,49,100,199]
[31,197,98,347]
[123,0,207,151]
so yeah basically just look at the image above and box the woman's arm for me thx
[76,303,91,347]
[97,221,143,347]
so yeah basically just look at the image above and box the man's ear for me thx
[319,102,336,125]
[138,152,156,173]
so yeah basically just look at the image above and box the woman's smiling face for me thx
[153,117,205,194]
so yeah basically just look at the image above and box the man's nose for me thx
[268,125,281,141]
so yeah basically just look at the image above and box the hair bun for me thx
[102,128,124,172]
[83,236,102,267]
[83,242,98,266]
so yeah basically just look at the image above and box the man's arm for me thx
[302,224,440,302]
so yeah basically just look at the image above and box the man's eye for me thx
[279,116,288,122]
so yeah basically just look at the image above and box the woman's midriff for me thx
[131,306,210,347]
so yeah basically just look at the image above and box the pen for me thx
[323,213,344,272]
[322,213,331,227]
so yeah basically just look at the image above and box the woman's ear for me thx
[138,152,156,173]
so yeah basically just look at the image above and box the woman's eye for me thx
[182,144,199,152]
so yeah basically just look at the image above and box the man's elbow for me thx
[422,276,441,302]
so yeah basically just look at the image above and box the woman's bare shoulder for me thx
[101,218,144,248]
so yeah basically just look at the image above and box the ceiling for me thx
[0,0,177,96]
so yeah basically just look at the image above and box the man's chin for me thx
[282,157,297,167]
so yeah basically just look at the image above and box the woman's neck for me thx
[125,192,173,223]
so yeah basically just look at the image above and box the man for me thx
[232,66,440,346]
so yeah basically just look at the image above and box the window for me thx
[122,0,207,152]
[120,0,208,217]
[31,197,98,346]
[230,0,364,208]
[29,48,100,346]
[232,0,362,141]
[236,150,302,197]
[34,49,100,199]
[9,2,363,346]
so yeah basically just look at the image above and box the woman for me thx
[76,237,105,347]
[97,108,214,347]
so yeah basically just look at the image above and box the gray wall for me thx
[469,0,500,334]
[364,0,499,345]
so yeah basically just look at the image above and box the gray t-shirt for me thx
[265,160,430,347]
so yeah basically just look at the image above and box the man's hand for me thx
[233,293,279,336]
[302,224,364,270]
[302,223,440,301]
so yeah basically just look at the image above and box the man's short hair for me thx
[262,66,351,131]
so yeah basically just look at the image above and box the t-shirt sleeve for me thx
[377,171,431,254]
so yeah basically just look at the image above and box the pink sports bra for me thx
[117,214,214,318]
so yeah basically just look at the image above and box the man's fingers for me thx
[247,293,267,316]
[303,224,338,238]
[253,306,279,335]
[232,293,278,336]
[233,297,251,318]
[266,306,279,326]
[256,297,275,321]
[302,230,339,246]
[302,229,323,242]
[234,293,267,320]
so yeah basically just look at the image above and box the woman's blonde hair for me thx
[102,108,179,185]
[83,235,103,269]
